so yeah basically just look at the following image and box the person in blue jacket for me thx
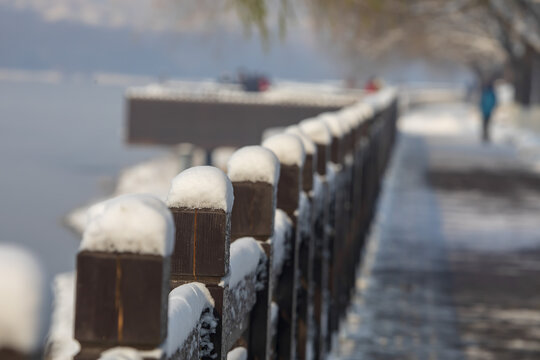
[480,80,497,142]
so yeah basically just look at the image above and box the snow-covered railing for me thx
[35,87,398,360]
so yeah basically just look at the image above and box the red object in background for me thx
[258,77,270,92]
[364,77,381,93]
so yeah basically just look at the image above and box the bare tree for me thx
[225,0,540,104]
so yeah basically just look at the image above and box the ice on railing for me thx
[272,209,293,278]
[227,146,280,185]
[166,283,215,358]
[167,166,234,213]
[0,244,44,354]
[227,346,248,360]
[262,134,305,167]
[47,272,79,360]
[80,194,174,256]
[299,118,332,146]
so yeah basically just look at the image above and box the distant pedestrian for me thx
[479,81,497,142]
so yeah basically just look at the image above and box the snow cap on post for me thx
[363,87,397,112]
[318,112,345,138]
[80,194,175,256]
[0,244,44,354]
[285,125,316,156]
[167,166,234,213]
[263,134,304,220]
[262,133,305,167]
[299,118,332,146]
[227,146,280,185]
[286,125,317,192]
[338,107,361,129]
[352,102,374,122]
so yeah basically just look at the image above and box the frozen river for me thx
[0,79,167,281]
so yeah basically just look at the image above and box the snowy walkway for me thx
[332,103,540,360]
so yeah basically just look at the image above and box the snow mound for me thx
[262,134,305,167]
[166,283,214,357]
[47,272,79,360]
[230,237,265,288]
[167,166,234,213]
[318,112,345,138]
[299,118,332,145]
[227,146,280,185]
[0,244,44,353]
[80,194,175,256]
[286,125,317,155]
[272,209,293,277]
[227,347,248,360]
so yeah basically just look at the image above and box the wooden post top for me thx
[227,146,280,241]
[262,134,305,222]
[166,166,235,282]
[74,195,174,353]
[285,125,317,193]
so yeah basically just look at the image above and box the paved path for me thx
[332,103,540,360]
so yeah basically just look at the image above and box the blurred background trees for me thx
[204,0,540,105]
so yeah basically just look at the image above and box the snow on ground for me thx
[333,102,540,360]
[492,105,540,171]
[399,102,478,137]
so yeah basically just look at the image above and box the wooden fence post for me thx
[0,245,45,360]
[262,134,305,360]
[318,113,347,350]
[166,166,234,360]
[298,118,332,360]
[74,194,174,359]
[285,125,318,360]
[227,145,280,360]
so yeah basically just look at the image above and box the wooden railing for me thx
[71,88,398,360]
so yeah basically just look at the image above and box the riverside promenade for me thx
[332,103,540,360]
